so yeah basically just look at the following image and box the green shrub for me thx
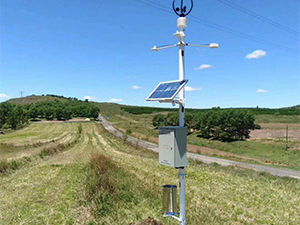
[1,123,10,130]
[78,124,83,134]
[87,153,119,217]
[152,112,195,129]
[125,128,132,135]
[0,160,9,173]
[152,114,165,128]
[0,159,22,173]
[10,160,20,170]
[254,123,261,129]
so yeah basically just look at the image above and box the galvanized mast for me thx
[148,1,218,224]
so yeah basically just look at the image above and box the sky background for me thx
[0,0,299,109]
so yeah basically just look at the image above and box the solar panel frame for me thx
[146,79,188,102]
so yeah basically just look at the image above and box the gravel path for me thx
[98,115,300,179]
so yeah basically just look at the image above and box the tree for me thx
[184,113,196,130]
[0,103,12,128]
[165,113,179,126]
[152,114,165,128]
[7,105,26,129]
[28,105,38,119]
[195,110,255,142]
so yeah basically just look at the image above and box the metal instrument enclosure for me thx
[159,126,188,168]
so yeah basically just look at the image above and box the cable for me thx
[135,0,295,52]
[215,0,299,36]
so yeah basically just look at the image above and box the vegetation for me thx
[255,114,300,124]
[0,102,28,130]
[1,122,299,224]
[152,114,165,128]
[122,105,300,116]
[153,110,256,142]
[188,134,300,170]
[0,97,99,130]
[121,105,176,114]
[195,110,256,141]
[0,158,31,174]
[98,103,300,169]
[7,94,78,105]
[152,112,197,129]
[24,99,99,120]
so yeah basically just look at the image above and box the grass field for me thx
[98,107,300,170]
[188,134,300,170]
[1,122,300,224]
[255,114,300,124]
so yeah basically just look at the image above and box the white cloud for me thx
[195,64,212,70]
[84,96,96,100]
[257,89,268,93]
[185,86,202,91]
[0,94,9,98]
[132,85,142,90]
[246,50,266,59]
[109,98,123,102]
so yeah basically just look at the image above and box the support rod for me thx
[179,44,185,127]
[179,168,186,225]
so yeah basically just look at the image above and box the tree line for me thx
[122,105,300,116]
[152,109,258,142]
[0,99,99,130]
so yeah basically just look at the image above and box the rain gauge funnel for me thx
[162,185,178,215]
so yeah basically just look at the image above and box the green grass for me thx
[255,114,300,123]
[94,125,300,224]
[0,163,88,224]
[102,111,300,169]
[188,133,300,170]
[7,94,70,105]
[0,125,78,162]
[1,122,300,224]
[103,112,158,142]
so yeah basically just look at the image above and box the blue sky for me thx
[0,0,299,108]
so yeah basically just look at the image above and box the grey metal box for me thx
[159,126,188,168]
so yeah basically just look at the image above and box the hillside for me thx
[7,94,74,105]
[1,95,99,129]
[6,95,300,116]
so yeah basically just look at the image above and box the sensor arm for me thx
[152,43,219,51]
[152,44,179,51]
[186,43,219,48]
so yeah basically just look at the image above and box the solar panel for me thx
[146,80,188,101]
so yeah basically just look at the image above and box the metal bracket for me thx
[158,98,184,105]
[163,213,182,222]
[174,31,186,44]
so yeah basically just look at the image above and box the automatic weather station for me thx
[146,1,219,224]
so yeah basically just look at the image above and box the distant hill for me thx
[5,94,300,116]
[7,95,77,105]
[1,95,100,127]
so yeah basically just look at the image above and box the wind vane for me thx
[173,0,193,17]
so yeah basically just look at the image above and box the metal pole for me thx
[179,168,186,225]
[179,45,185,127]
[286,125,289,150]
[179,38,186,225]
